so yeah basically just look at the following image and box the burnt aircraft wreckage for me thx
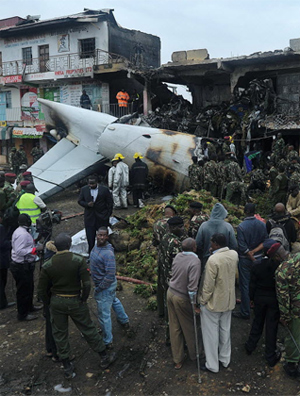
[31,99,202,199]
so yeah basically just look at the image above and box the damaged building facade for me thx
[0,9,160,164]
[144,41,300,162]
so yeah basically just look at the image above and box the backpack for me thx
[268,219,290,252]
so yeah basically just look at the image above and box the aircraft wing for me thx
[30,139,106,200]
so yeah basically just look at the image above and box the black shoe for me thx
[283,362,298,377]
[100,351,117,369]
[18,314,38,321]
[200,364,215,373]
[0,302,16,310]
[244,343,253,355]
[232,311,250,320]
[29,305,43,312]
[268,351,281,367]
[62,359,75,379]
[106,343,114,350]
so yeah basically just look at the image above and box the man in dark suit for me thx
[78,176,113,253]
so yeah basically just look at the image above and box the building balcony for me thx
[0,49,129,80]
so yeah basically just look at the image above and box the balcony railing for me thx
[0,49,129,77]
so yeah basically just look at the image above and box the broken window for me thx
[79,38,95,58]
[22,47,32,66]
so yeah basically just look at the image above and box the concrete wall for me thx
[192,76,231,109]
[0,21,109,62]
[108,24,160,68]
[277,73,300,115]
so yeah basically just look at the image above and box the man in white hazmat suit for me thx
[112,153,129,209]
[108,159,118,192]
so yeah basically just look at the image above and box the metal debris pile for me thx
[143,78,283,139]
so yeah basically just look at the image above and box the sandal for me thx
[174,354,187,370]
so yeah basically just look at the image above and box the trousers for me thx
[285,318,300,363]
[201,305,232,373]
[245,296,280,364]
[10,262,35,319]
[167,289,196,364]
[112,184,127,208]
[94,280,129,345]
[50,295,105,360]
[0,268,8,309]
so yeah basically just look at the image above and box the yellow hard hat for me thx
[113,153,125,160]
[133,152,143,159]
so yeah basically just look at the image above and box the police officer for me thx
[38,233,116,379]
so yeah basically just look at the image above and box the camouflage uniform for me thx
[18,149,28,166]
[248,169,267,192]
[207,143,216,158]
[203,160,218,197]
[188,163,202,190]
[272,137,285,165]
[9,150,21,175]
[3,180,16,209]
[31,147,44,163]
[217,161,226,199]
[289,171,300,190]
[188,213,209,239]
[153,217,169,317]
[0,188,6,211]
[276,253,300,363]
[272,172,288,205]
[224,160,245,204]
[287,150,299,162]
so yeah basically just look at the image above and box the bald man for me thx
[266,203,296,250]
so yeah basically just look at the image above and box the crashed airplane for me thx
[30,99,202,199]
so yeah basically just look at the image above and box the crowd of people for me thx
[1,138,300,383]
[188,133,300,208]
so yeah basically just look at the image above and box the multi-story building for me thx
[0,9,160,165]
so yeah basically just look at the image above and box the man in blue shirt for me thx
[90,227,130,348]
[233,203,268,320]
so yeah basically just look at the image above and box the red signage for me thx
[3,75,22,83]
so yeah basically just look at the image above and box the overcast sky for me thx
[2,1,300,98]
[2,0,300,63]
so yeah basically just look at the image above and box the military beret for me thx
[5,173,16,177]
[167,216,184,226]
[22,171,32,176]
[189,201,203,209]
[267,243,281,258]
[20,180,31,187]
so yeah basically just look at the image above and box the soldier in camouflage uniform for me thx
[30,142,44,163]
[287,145,299,162]
[9,148,21,175]
[288,166,300,190]
[224,157,246,204]
[271,132,285,166]
[152,205,177,317]
[203,154,218,197]
[18,145,28,166]
[160,216,185,343]
[276,248,300,377]
[3,173,17,209]
[188,156,202,190]
[248,168,267,193]
[271,164,288,206]
[188,201,209,239]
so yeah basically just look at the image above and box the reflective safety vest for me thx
[116,91,130,107]
[16,193,41,224]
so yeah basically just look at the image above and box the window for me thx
[22,47,32,65]
[6,91,12,109]
[79,38,95,58]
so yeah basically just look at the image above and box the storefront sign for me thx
[12,127,43,138]
[3,75,22,83]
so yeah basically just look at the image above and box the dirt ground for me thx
[1,187,300,395]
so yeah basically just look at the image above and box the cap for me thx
[167,216,184,226]
[133,152,143,159]
[267,243,281,258]
[20,180,31,187]
[5,173,16,178]
[22,171,32,176]
[189,201,203,210]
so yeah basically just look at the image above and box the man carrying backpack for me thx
[266,203,297,251]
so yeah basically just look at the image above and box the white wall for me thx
[0,20,109,62]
